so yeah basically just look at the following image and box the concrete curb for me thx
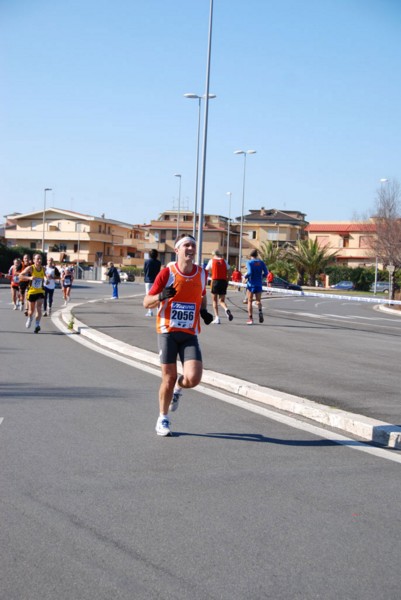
[59,305,401,450]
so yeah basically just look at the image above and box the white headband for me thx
[174,236,196,250]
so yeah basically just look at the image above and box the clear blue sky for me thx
[1,0,400,225]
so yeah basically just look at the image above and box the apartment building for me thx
[306,221,377,267]
[4,208,145,267]
[240,207,308,253]
[142,210,240,266]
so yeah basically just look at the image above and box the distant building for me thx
[4,208,145,267]
[142,210,240,266]
[238,207,308,253]
[306,221,377,267]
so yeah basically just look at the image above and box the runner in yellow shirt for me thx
[19,253,46,333]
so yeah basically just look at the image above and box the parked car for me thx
[119,270,135,282]
[330,280,355,290]
[270,276,302,291]
[370,281,393,293]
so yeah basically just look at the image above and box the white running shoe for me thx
[212,316,221,324]
[146,310,153,317]
[13,304,17,310]
[155,416,171,437]
[43,311,47,317]
[19,303,23,311]
[25,316,33,329]
[169,389,182,412]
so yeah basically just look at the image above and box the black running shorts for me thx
[27,292,45,303]
[211,279,228,296]
[158,331,202,365]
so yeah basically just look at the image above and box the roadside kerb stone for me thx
[60,305,401,450]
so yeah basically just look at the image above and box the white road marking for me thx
[52,312,401,465]
[275,309,401,327]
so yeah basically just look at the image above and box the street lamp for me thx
[42,188,52,253]
[184,92,216,239]
[174,174,182,238]
[197,0,214,266]
[234,150,256,269]
[76,223,82,277]
[226,192,232,262]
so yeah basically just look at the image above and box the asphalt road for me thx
[1,283,401,599]
[68,282,401,425]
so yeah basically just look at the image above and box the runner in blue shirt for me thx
[244,249,268,325]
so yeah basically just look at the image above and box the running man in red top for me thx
[205,249,233,324]
[143,234,213,436]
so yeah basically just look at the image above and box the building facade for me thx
[238,207,308,255]
[142,210,240,266]
[4,208,145,267]
[306,221,377,267]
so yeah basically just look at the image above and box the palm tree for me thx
[285,239,338,286]
[259,241,282,265]
[259,241,297,281]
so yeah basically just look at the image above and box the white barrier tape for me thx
[226,280,401,306]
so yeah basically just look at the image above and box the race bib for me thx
[32,277,43,289]
[64,277,71,285]
[170,302,196,329]
[13,275,19,283]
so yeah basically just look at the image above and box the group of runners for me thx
[4,254,74,333]
[143,235,269,436]
[4,240,268,436]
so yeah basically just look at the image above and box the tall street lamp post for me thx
[197,0,214,266]
[174,174,182,238]
[184,93,216,240]
[234,150,256,269]
[42,188,52,253]
[76,223,82,277]
[226,191,232,263]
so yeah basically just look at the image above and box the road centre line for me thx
[52,308,401,465]
[275,309,401,327]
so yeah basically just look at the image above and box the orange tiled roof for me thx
[306,223,376,233]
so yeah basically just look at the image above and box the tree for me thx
[259,241,297,281]
[370,179,401,299]
[285,239,338,286]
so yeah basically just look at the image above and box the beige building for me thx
[4,208,145,267]
[142,210,240,266]
[306,221,377,267]
[239,208,308,254]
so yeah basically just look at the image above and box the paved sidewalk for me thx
[62,288,401,449]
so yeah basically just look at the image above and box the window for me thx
[154,233,159,242]
[316,236,329,247]
[30,242,37,249]
[359,236,372,248]
[160,231,166,243]
[59,244,67,252]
